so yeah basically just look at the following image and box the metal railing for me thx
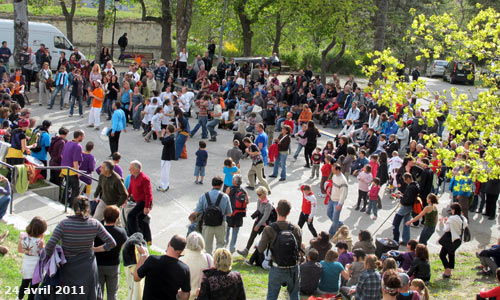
[0,161,98,213]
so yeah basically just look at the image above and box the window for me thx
[54,36,72,50]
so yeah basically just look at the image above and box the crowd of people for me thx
[1,40,500,300]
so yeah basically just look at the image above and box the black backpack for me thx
[270,223,299,267]
[203,192,224,226]
[30,128,44,153]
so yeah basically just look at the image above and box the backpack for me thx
[270,223,299,267]
[230,187,247,217]
[267,207,277,223]
[413,196,423,214]
[203,192,224,226]
[30,128,44,153]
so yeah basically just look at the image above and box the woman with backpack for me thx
[439,203,468,279]
[237,187,274,258]
[29,120,52,179]
[5,119,37,181]
[225,175,248,254]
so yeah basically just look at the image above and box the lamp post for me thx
[110,0,120,60]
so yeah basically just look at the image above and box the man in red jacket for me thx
[126,160,153,244]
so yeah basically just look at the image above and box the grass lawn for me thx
[0,220,495,299]
[0,4,142,19]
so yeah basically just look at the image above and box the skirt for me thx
[57,250,102,300]
[22,255,39,279]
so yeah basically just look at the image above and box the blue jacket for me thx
[53,72,69,88]
[479,245,500,267]
[384,120,399,136]
[111,108,126,133]
[449,174,472,197]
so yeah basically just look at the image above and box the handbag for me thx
[45,77,54,92]
[461,216,471,242]
[438,231,452,247]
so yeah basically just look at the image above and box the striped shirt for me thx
[197,99,208,117]
[45,215,116,257]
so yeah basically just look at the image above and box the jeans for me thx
[98,264,120,300]
[0,194,11,220]
[327,200,343,236]
[272,152,287,179]
[366,200,378,217]
[293,144,304,159]
[64,175,80,206]
[276,117,285,131]
[191,116,208,139]
[69,95,83,116]
[175,133,188,160]
[132,106,142,130]
[207,119,220,138]
[267,265,300,300]
[419,225,435,245]
[107,99,116,120]
[225,226,240,253]
[49,85,65,108]
[392,205,413,243]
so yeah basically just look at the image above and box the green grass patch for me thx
[0,220,496,299]
[0,4,142,19]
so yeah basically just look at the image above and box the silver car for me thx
[426,60,448,77]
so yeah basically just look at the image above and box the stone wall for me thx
[0,13,164,59]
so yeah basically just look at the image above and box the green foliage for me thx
[280,50,299,69]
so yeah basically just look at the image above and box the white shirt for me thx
[159,91,172,103]
[162,104,174,125]
[181,92,195,111]
[346,107,360,121]
[142,104,157,124]
[388,156,403,174]
[444,215,467,242]
[179,52,188,62]
[221,111,229,122]
[236,77,246,87]
[213,104,222,120]
[179,249,214,300]
[151,96,163,107]
[151,113,163,131]
[103,67,115,75]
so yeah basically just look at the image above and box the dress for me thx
[20,233,44,279]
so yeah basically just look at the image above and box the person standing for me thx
[207,39,216,62]
[269,125,291,181]
[87,80,104,130]
[485,179,500,220]
[207,97,222,142]
[60,130,85,205]
[327,164,348,236]
[243,137,271,193]
[302,120,321,168]
[48,65,69,110]
[134,235,191,300]
[174,106,190,160]
[189,96,209,139]
[178,48,188,78]
[93,160,128,222]
[48,127,68,186]
[0,41,11,75]
[158,125,175,192]
[192,176,232,254]
[94,206,128,300]
[69,68,84,117]
[254,123,269,166]
[439,203,467,279]
[263,101,277,147]
[258,200,302,300]
[225,175,248,254]
[393,173,419,245]
[30,120,52,179]
[109,101,126,157]
[38,62,52,106]
[117,33,128,62]
[126,161,153,244]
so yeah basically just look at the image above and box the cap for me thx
[95,80,101,85]
[398,272,410,287]
[18,119,30,128]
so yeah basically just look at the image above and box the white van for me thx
[0,19,85,70]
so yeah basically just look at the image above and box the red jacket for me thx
[321,163,332,177]
[324,179,333,205]
[283,119,294,133]
[268,143,279,163]
[128,172,153,209]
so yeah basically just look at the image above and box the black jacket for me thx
[161,134,175,161]
[407,257,430,282]
[401,181,419,207]
[377,162,389,185]
[419,168,434,197]
[366,134,378,154]
[118,35,128,48]
[262,109,277,126]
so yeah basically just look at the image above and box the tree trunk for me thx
[60,0,76,43]
[239,14,253,56]
[161,19,172,61]
[373,0,388,52]
[320,38,346,85]
[176,0,194,54]
[272,13,282,56]
[13,0,28,66]
[95,0,106,65]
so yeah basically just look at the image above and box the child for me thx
[298,184,318,237]
[310,147,322,179]
[340,249,366,298]
[194,141,208,184]
[321,141,335,163]
[352,149,369,176]
[367,177,381,219]
[80,141,96,198]
[283,112,295,135]
[187,212,199,235]
[323,176,333,205]
[374,133,387,154]
[246,112,257,132]
[369,154,379,178]
[388,150,403,190]
[18,216,47,300]
[331,225,353,251]
[293,123,307,161]
[356,165,373,212]
[145,106,164,142]
[300,248,322,295]
[320,155,333,196]
[410,279,429,300]
[141,98,152,135]
[227,140,243,169]
[223,158,238,191]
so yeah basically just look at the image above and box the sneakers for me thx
[243,260,252,267]
[354,206,360,211]
[360,207,366,213]
[156,186,169,192]
[372,216,377,220]
[293,157,297,162]
[246,186,255,190]
[237,248,249,258]
[87,124,94,128]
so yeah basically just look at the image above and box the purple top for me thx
[398,251,416,271]
[60,141,83,168]
[338,251,354,267]
[95,164,123,178]
[0,181,11,195]
[79,153,96,185]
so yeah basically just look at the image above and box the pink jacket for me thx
[357,171,373,192]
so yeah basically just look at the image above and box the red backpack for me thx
[230,187,248,217]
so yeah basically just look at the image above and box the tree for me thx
[176,0,195,54]
[138,0,172,60]
[13,0,29,66]
[234,0,275,56]
[359,7,500,185]
[60,0,77,43]
[373,0,388,52]
[95,0,105,65]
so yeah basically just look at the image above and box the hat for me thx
[398,272,410,287]
[18,119,30,128]
[95,80,101,85]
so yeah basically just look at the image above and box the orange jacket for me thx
[299,109,312,123]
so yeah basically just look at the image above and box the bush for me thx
[300,50,322,71]
[280,50,299,69]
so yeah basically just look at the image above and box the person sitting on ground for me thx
[309,231,332,261]
[478,267,500,300]
[340,249,366,298]
[396,272,421,300]
[318,249,350,294]
[407,243,431,283]
[476,237,500,277]
[410,279,429,300]
[352,254,382,299]
[353,230,376,255]
[330,225,353,251]
[300,248,322,296]
[337,241,354,267]
[382,270,402,300]
[389,239,417,272]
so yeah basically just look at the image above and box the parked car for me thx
[426,60,448,77]
[443,61,475,85]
